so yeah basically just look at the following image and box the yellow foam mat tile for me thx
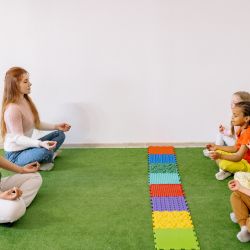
[153,211,193,229]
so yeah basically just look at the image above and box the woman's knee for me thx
[0,199,26,223]
[57,130,65,142]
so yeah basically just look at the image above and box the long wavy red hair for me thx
[1,67,40,138]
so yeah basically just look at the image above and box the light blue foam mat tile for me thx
[149,173,180,184]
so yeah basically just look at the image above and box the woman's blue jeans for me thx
[5,130,65,166]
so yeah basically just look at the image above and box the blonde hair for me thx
[1,67,40,138]
[233,91,250,102]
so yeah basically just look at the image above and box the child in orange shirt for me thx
[207,101,250,180]
[203,91,250,157]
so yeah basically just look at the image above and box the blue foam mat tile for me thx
[148,154,177,164]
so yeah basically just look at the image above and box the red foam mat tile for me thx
[150,184,184,197]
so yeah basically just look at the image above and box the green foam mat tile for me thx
[154,228,200,250]
[149,163,178,173]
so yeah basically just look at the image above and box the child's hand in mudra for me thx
[209,151,221,160]
[0,187,22,200]
[219,124,225,133]
[228,179,242,191]
[206,143,217,151]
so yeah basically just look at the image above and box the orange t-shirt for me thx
[236,126,250,163]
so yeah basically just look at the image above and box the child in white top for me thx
[0,157,42,224]
[1,67,71,171]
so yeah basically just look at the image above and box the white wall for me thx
[0,0,249,145]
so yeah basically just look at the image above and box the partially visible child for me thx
[0,157,42,224]
[207,101,250,180]
[228,175,250,242]
[203,91,250,157]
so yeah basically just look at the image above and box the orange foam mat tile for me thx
[148,146,175,155]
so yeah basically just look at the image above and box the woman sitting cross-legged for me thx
[1,67,71,171]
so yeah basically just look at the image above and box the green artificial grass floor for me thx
[0,148,249,250]
[0,149,154,250]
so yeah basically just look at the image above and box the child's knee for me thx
[230,191,240,203]
[218,160,226,171]
[230,192,236,202]
[32,173,43,189]
[0,200,26,223]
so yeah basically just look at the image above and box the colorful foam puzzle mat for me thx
[148,146,200,250]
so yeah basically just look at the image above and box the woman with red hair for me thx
[1,67,71,171]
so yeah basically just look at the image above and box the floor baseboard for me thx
[61,142,207,148]
[0,142,207,149]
